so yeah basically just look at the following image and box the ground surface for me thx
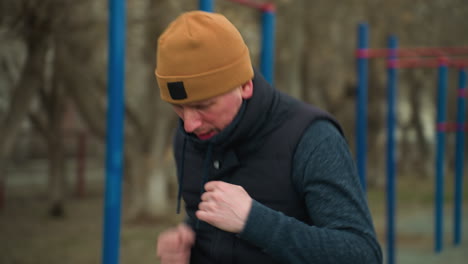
[0,158,467,264]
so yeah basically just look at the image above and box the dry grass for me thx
[0,184,184,264]
[1,165,467,264]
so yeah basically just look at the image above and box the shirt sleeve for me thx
[238,120,383,264]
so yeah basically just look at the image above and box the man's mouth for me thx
[197,131,216,140]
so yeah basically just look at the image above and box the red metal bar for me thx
[452,61,468,69]
[388,58,440,68]
[227,0,275,12]
[397,47,468,57]
[437,122,468,132]
[459,88,467,98]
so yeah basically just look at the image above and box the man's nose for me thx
[183,109,202,133]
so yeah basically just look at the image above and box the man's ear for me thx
[240,80,253,99]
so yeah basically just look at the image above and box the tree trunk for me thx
[124,143,173,220]
[124,149,149,219]
[27,39,69,218]
[0,40,47,210]
[46,50,67,218]
[119,0,181,220]
[145,112,177,214]
[409,73,432,179]
[147,165,170,215]
[123,106,176,219]
[276,0,306,98]
[47,129,67,218]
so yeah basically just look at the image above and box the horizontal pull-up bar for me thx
[437,122,468,132]
[227,0,275,12]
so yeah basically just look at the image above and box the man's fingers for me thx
[196,209,211,223]
[157,224,195,256]
[157,231,176,254]
[204,180,232,191]
[200,191,210,201]
[177,224,195,246]
[159,250,191,264]
[203,181,219,192]
[196,209,225,231]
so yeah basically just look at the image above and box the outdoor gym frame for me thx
[356,23,468,264]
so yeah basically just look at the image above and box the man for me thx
[155,10,382,264]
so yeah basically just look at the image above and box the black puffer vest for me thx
[173,71,341,264]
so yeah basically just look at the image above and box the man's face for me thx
[172,81,253,140]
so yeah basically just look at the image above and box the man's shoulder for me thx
[296,119,342,156]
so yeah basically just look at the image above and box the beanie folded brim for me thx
[156,47,254,104]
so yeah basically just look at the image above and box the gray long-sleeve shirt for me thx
[239,120,383,263]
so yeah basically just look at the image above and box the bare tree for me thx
[0,0,53,209]
[274,0,306,99]
[53,0,183,219]
[0,0,182,219]
[29,39,69,217]
[1,0,102,216]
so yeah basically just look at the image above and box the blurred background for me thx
[0,0,467,263]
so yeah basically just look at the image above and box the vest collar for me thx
[178,69,291,152]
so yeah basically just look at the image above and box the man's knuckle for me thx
[209,192,219,201]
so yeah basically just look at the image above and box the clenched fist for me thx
[196,181,253,233]
[156,224,195,264]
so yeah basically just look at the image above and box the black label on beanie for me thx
[167,81,187,100]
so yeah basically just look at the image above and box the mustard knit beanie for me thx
[155,11,254,104]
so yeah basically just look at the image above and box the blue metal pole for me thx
[386,35,398,264]
[454,67,466,246]
[356,23,368,191]
[260,5,276,85]
[435,59,448,253]
[102,0,126,263]
[199,0,214,12]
